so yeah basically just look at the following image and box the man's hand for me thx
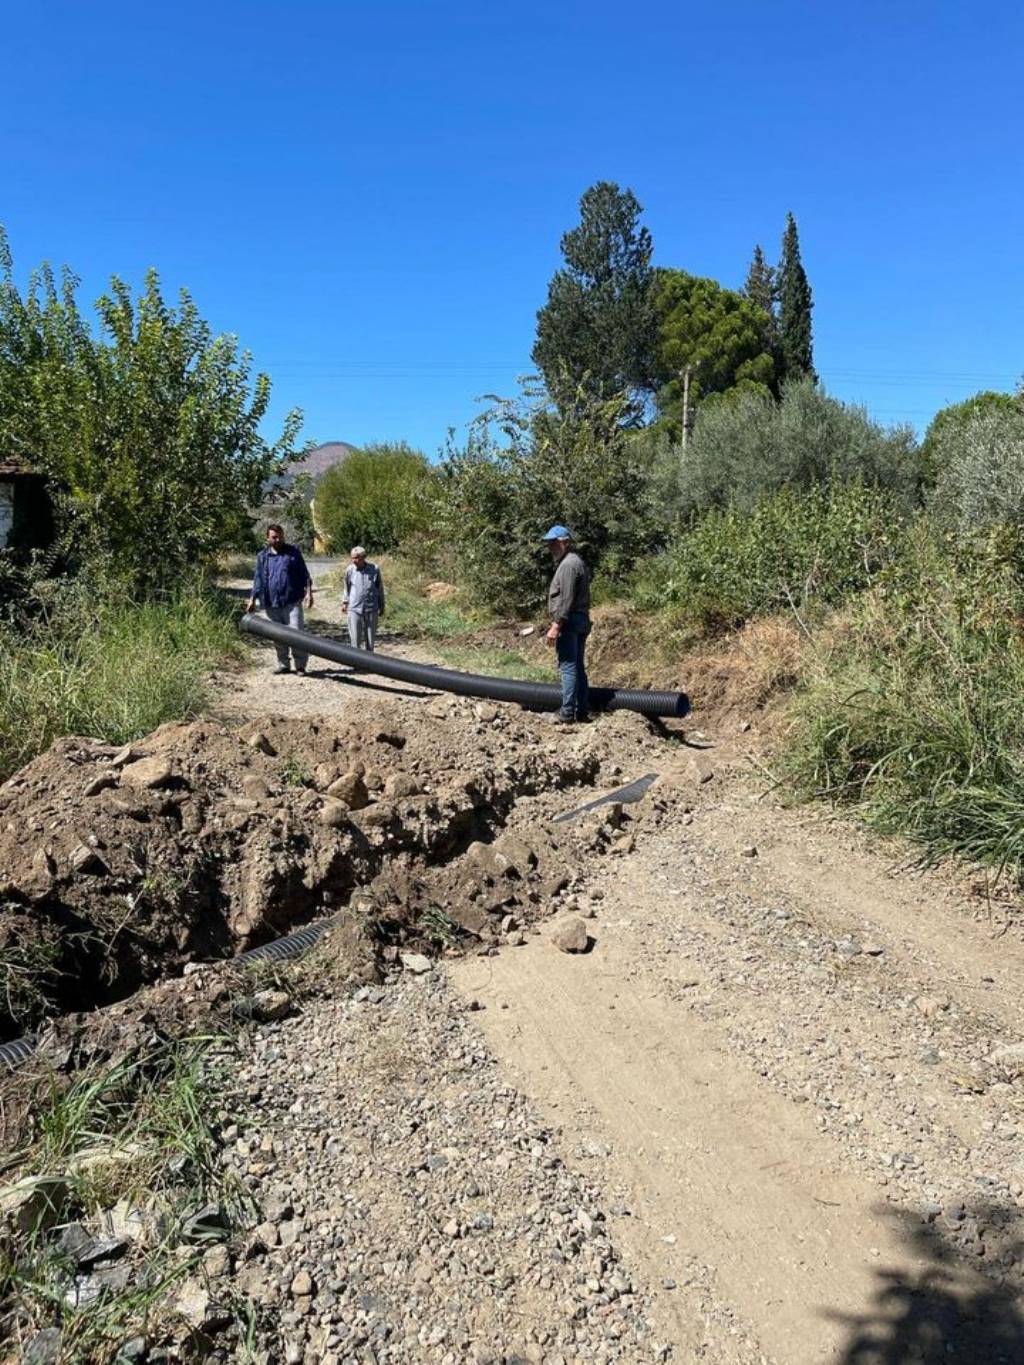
[545,623,561,647]
[341,601,348,613]
[245,597,256,613]
[306,589,314,609]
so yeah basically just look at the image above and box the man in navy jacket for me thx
[246,524,314,674]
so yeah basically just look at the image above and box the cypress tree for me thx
[742,244,780,392]
[777,213,816,384]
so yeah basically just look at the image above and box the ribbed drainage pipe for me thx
[240,614,690,719]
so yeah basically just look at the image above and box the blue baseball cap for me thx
[542,524,572,541]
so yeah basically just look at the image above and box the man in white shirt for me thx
[341,546,385,651]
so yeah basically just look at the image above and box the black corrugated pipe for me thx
[240,614,690,719]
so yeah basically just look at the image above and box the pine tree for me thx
[742,244,780,391]
[532,182,656,413]
[777,212,815,384]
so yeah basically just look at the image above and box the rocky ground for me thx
[5,597,1024,1363]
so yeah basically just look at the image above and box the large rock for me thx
[552,917,590,954]
[121,755,180,790]
[326,772,369,810]
[384,772,421,799]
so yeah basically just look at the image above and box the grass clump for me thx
[3,1036,247,1362]
[785,526,1024,882]
[0,579,244,782]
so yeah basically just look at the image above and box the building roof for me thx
[0,458,38,478]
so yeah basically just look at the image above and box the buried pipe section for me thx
[240,614,690,720]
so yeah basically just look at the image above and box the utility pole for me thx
[680,366,693,451]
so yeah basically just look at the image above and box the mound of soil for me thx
[0,694,637,1040]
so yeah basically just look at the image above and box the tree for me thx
[652,269,776,432]
[532,182,656,414]
[920,391,1020,486]
[433,382,660,613]
[777,212,815,384]
[0,229,304,589]
[742,244,780,385]
[313,442,432,555]
[662,378,920,518]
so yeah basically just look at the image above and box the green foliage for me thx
[0,577,243,781]
[786,526,1024,883]
[532,182,656,411]
[313,442,431,554]
[432,383,659,614]
[928,401,1024,534]
[0,228,304,590]
[661,378,921,518]
[777,212,815,384]
[742,243,779,364]
[633,481,904,635]
[372,558,476,637]
[921,390,1023,491]
[652,269,777,430]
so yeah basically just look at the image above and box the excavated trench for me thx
[0,698,652,1047]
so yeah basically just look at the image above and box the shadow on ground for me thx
[829,1203,1024,1363]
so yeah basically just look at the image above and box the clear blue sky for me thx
[3,1,1021,455]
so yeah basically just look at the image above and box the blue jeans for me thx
[555,612,591,719]
[265,603,307,670]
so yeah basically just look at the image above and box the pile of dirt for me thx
[0,699,591,1038]
[0,696,667,1040]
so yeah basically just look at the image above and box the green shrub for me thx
[0,579,243,780]
[313,442,432,554]
[928,400,1024,533]
[633,481,904,635]
[659,378,921,517]
[920,390,1020,487]
[431,385,660,614]
[786,525,1024,881]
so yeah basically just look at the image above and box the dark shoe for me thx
[273,664,291,675]
[295,668,307,676]
[553,713,575,725]
[575,713,593,724]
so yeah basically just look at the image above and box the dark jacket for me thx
[547,550,590,624]
[251,544,311,609]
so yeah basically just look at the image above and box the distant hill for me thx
[264,441,357,498]
[291,441,358,481]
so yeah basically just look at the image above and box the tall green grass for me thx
[0,584,244,781]
[786,526,1024,881]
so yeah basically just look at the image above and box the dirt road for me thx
[223,606,1024,1361]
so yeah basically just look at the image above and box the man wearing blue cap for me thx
[543,525,592,724]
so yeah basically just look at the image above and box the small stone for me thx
[384,772,421,799]
[0,1176,68,1235]
[84,773,117,797]
[552,917,589,954]
[290,1269,314,1298]
[988,1042,1024,1067]
[110,744,139,768]
[22,1328,62,1364]
[400,952,432,975]
[474,703,500,723]
[915,995,950,1019]
[740,845,758,858]
[861,942,885,956]
[247,731,277,756]
[251,989,291,1022]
